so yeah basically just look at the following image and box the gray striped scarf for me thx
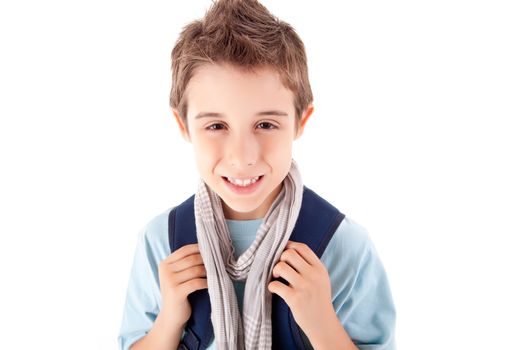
[194,160,303,350]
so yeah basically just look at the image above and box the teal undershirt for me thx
[226,218,263,315]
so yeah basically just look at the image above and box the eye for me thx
[206,123,226,131]
[257,122,277,130]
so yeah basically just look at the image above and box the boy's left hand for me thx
[268,240,335,337]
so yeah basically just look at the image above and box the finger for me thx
[174,265,207,285]
[268,280,291,301]
[164,243,200,263]
[286,241,320,266]
[272,261,301,286]
[169,253,204,273]
[279,248,311,274]
[179,278,208,296]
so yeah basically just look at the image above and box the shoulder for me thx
[302,187,373,265]
[320,215,373,269]
[135,206,174,262]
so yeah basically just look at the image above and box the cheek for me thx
[265,139,290,155]
[260,135,294,162]
[192,138,221,170]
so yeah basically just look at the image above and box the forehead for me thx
[185,63,295,117]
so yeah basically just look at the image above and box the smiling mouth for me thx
[222,175,263,187]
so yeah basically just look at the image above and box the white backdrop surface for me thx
[0,1,524,349]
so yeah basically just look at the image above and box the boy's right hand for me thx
[158,243,208,328]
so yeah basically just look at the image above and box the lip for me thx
[222,175,264,195]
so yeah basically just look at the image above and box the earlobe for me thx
[295,104,314,140]
[171,109,191,142]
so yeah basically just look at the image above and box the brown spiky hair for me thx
[169,0,313,126]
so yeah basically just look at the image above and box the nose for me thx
[226,132,259,168]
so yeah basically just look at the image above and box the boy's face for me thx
[173,63,312,220]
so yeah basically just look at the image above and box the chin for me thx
[220,196,266,218]
[223,198,262,213]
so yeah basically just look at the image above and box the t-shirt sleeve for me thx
[117,211,171,350]
[321,217,397,350]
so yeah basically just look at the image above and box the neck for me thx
[221,182,284,220]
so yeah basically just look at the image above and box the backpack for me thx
[168,186,345,350]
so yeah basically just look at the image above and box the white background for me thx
[1,1,524,349]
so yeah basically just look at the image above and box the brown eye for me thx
[257,122,277,130]
[206,123,226,131]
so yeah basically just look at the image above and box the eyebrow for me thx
[194,110,289,119]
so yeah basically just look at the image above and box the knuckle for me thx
[281,250,292,260]
[191,265,205,276]
[296,242,307,250]
[170,280,180,290]
[190,278,204,289]
[187,279,197,289]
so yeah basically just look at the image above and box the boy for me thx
[118,0,396,349]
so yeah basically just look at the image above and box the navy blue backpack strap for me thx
[272,186,345,349]
[168,187,345,350]
[168,195,214,350]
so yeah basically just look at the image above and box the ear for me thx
[294,104,314,140]
[171,109,191,142]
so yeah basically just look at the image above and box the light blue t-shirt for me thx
[118,208,396,349]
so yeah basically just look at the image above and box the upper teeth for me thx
[227,176,260,187]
